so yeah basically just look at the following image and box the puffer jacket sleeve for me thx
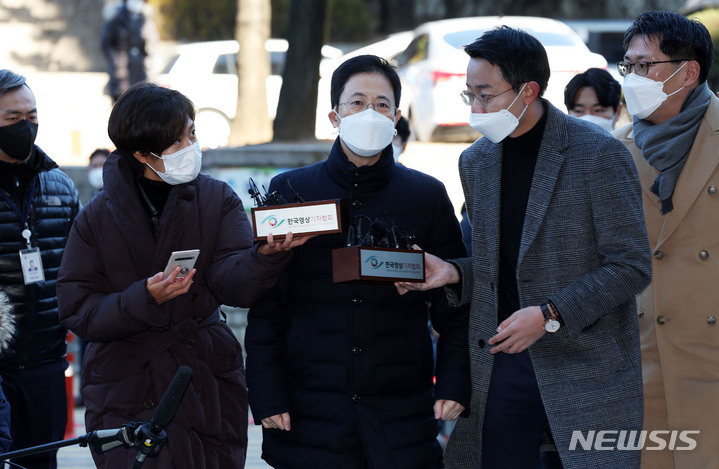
[57,203,168,342]
[423,182,471,408]
[204,183,292,308]
[245,270,292,422]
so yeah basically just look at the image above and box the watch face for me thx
[544,319,561,333]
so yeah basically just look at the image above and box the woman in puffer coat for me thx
[56,83,307,468]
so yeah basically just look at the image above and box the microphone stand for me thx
[0,423,139,462]
[0,366,193,467]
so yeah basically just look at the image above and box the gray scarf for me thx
[633,83,712,213]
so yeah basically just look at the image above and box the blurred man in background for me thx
[564,67,623,131]
[101,0,155,102]
[87,148,109,197]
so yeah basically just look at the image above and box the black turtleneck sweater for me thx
[497,103,548,324]
[0,154,37,203]
[137,176,173,218]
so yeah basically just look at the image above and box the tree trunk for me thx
[272,0,328,142]
[230,0,272,145]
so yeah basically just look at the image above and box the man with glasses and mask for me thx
[0,70,79,469]
[396,26,652,468]
[613,10,719,469]
[245,55,470,469]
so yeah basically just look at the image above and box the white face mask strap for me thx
[145,162,163,176]
[663,61,687,84]
[508,83,529,122]
[664,61,688,98]
[506,83,527,111]
[517,103,529,121]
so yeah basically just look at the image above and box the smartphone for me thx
[163,249,200,281]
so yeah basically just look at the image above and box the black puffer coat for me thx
[57,150,291,468]
[0,147,79,369]
[246,141,470,469]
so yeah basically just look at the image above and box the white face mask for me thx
[148,141,202,185]
[335,108,397,158]
[578,114,616,132]
[622,62,686,119]
[469,84,528,143]
[87,167,104,190]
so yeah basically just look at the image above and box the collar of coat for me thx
[102,150,201,277]
[325,138,395,196]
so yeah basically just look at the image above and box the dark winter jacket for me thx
[56,150,291,469]
[245,140,470,469]
[0,147,79,370]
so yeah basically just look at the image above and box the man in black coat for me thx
[245,55,470,469]
[0,70,80,469]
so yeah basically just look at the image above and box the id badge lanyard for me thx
[0,179,45,284]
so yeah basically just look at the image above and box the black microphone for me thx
[150,365,193,433]
[133,366,193,468]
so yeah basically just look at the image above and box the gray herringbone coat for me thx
[443,103,652,469]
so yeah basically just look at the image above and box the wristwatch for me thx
[540,303,561,333]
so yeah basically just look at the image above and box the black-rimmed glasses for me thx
[616,59,689,77]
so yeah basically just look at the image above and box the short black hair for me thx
[564,68,622,112]
[624,10,713,84]
[330,55,401,109]
[89,148,111,161]
[395,116,410,143]
[464,25,550,96]
[0,70,28,98]
[108,82,195,162]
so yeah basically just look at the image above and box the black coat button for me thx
[351,297,363,305]
[352,393,361,403]
[189,293,198,302]
[351,346,362,354]
[478,339,486,348]
[352,200,362,209]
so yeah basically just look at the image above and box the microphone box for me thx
[251,199,346,241]
[332,246,425,284]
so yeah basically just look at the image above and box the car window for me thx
[210,50,284,76]
[396,34,429,67]
[443,29,582,49]
[162,55,180,74]
[212,53,237,75]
